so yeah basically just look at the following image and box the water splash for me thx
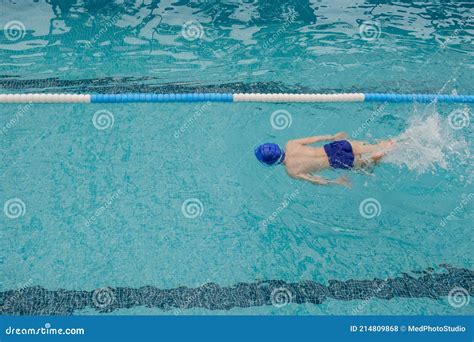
[385,107,470,174]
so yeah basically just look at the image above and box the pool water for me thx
[0,0,473,315]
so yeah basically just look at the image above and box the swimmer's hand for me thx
[332,132,347,141]
[336,176,352,189]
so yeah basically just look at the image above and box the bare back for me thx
[283,142,329,178]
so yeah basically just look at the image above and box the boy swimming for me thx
[255,132,394,188]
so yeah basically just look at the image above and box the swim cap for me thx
[255,143,285,166]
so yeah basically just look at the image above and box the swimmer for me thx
[254,132,394,188]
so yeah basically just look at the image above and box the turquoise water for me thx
[0,1,473,315]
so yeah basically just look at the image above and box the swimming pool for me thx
[0,0,472,315]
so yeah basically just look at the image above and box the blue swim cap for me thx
[255,143,285,166]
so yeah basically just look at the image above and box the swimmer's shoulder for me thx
[284,166,300,179]
[285,140,301,151]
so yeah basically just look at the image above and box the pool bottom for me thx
[1,265,472,315]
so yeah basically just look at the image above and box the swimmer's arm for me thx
[297,174,351,188]
[290,132,347,145]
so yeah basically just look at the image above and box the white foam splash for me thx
[384,107,470,174]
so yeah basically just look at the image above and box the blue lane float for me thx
[0,93,472,103]
[364,93,474,103]
[91,93,234,103]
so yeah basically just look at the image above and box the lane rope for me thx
[0,93,472,103]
